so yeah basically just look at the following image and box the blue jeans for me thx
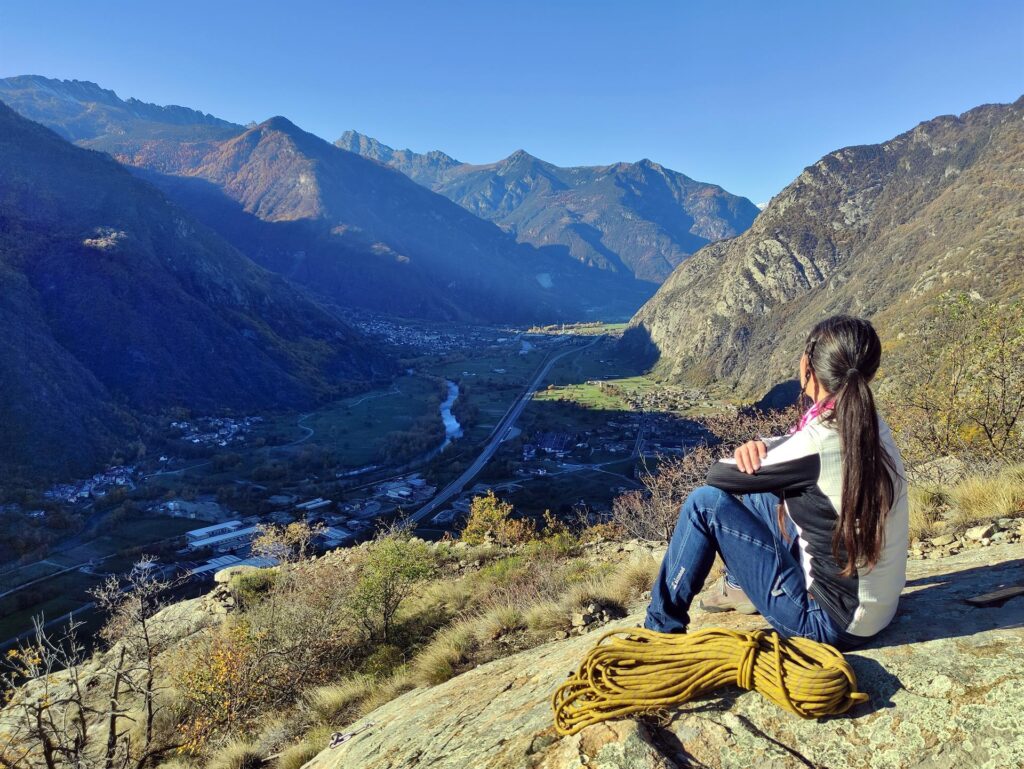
[644,486,866,650]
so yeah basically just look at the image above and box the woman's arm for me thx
[706,431,820,495]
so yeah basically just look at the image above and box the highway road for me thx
[410,335,602,524]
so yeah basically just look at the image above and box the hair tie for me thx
[846,367,860,377]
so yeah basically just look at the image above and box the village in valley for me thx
[0,320,725,644]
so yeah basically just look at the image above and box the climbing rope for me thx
[552,627,869,736]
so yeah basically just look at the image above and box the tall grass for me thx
[947,464,1024,529]
[206,741,263,769]
[304,675,375,725]
[908,484,948,540]
[275,740,320,769]
[410,622,477,685]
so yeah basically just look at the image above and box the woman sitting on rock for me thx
[644,315,908,649]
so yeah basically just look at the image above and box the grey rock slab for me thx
[304,543,1024,769]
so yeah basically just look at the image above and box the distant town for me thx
[0,321,726,644]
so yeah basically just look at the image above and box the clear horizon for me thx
[1,0,1021,203]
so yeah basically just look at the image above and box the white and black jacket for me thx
[705,414,909,637]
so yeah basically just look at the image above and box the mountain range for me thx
[0,100,388,479]
[337,131,760,283]
[625,96,1024,398]
[4,74,1019,478]
[0,77,674,323]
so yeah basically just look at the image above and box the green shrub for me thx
[477,556,525,582]
[229,568,279,609]
[348,531,436,643]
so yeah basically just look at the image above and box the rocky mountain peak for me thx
[256,114,303,135]
[336,129,393,160]
[627,96,1024,396]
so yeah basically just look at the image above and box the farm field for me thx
[0,571,104,641]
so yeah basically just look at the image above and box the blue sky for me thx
[2,0,1021,202]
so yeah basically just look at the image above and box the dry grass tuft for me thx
[410,622,478,686]
[602,556,659,607]
[472,604,525,644]
[415,577,475,616]
[908,484,948,540]
[206,741,264,769]
[357,669,417,716]
[947,465,1024,529]
[304,675,375,725]
[275,740,320,769]
[562,556,649,614]
[524,601,566,635]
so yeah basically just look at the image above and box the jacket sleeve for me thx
[705,431,821,495]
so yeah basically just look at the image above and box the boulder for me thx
[213,563,263,584]
[305,543,1024,769]
[965,523,997,542]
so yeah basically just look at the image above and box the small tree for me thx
[346,527,435,644]
[0,557,181,769]
[251,520,324,563]
[886,293,1024,474]
[611,446,717,541]
[460,490,535,546]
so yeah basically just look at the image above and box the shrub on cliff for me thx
[460,490,536,546]
[885,293,1024,476]
[347,528,437,644]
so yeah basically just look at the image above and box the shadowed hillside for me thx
[0,101,388,479]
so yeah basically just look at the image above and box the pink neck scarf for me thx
[790,398,835,434]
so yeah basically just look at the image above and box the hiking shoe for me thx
[699,576,758,615]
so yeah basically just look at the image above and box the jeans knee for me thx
[683,485,727,520]
[688,485,726,507]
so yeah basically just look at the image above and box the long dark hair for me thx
[802,315,896,577]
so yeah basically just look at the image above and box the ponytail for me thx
[802,316,897,577]
[832,368,894,576]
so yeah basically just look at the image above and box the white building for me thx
[186,525,258,553]
[296,498,332,512]
[186,520,243,543]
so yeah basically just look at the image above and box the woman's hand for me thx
[734,440,767,474]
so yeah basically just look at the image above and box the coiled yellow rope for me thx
[552,627,869,736]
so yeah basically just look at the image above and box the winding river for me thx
[438,379,463,450]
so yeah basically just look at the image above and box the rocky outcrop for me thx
[305,542,1024,769]
[626,97,1024,397]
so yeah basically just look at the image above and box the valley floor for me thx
[0,319,722,647]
